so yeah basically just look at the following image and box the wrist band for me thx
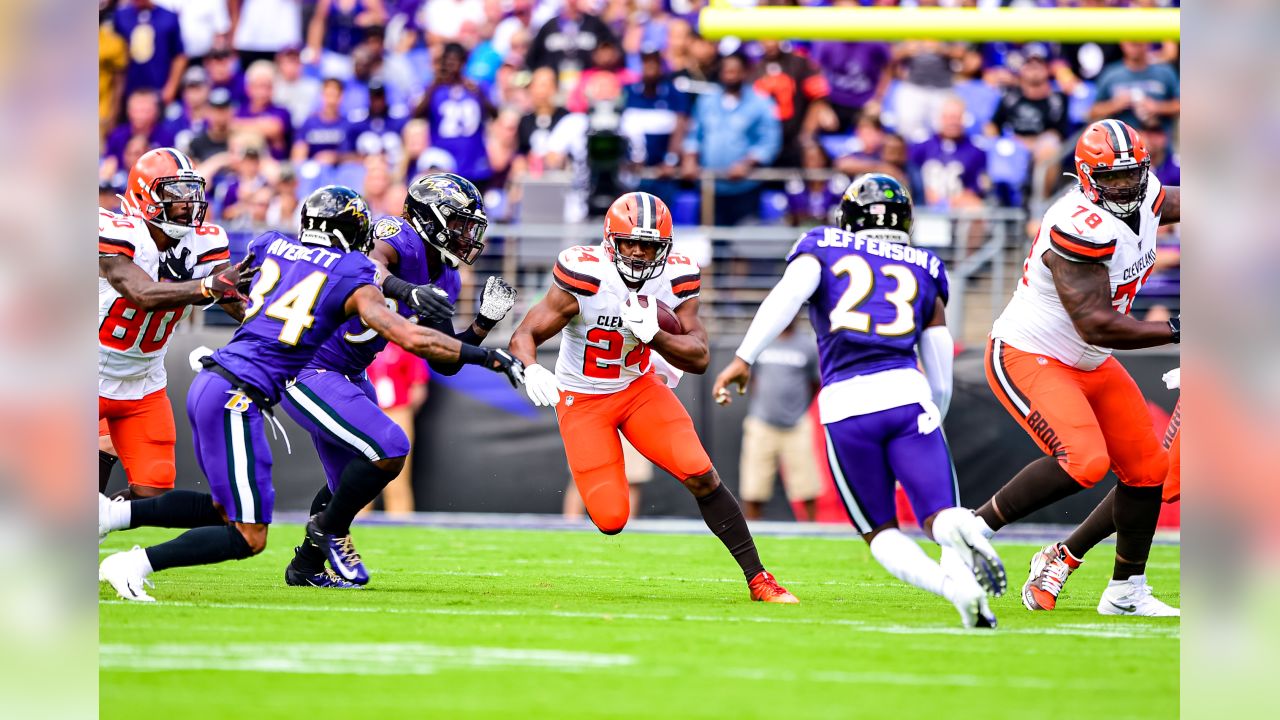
[474,314,498,331]
[458,344,488,366]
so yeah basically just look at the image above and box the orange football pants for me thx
[986,338,1167,489]
[1162,398,1180,503]
[556,373,713,534]
[98,388,177,489]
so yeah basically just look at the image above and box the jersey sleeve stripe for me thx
[1151,187,1167,217]
[98,238,136,257]
[552,262,600,296]
[671,275,701,298]
[197,248,231,264]
[1049,226,1115,261]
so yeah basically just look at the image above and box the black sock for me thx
[146,525,253,572]
[976,457,1084,532]
[291,484,335,573]
[318,457,399,535]
[1112,483,1162,581]
[99,451,118,493]
[1064,486,1117,560]
[696,483,765,581]
[129,490,225,529]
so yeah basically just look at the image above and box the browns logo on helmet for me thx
[602,192,674,283]
[120,147,209,240]
[1075,119,1151,218]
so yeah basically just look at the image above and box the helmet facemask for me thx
[145,177,209,240]
[606,230,671,283]
[1087,160,1150,217]
[408,201,488,267]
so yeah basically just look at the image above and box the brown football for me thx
[638,295,684,335]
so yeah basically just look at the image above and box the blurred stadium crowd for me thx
[98,0,1180,323]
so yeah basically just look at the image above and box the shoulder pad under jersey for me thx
[552,245,606,297]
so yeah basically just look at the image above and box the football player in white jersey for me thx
[509,192,798,603]
[98,148,250,512]
[974,119,1181,616]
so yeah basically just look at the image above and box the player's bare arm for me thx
[509,285,580,365]
[652,298,710,374]
[1159,186,1180,225]
[346,285,463,362]
[99,253,247,311]
[1045,252,1176,349]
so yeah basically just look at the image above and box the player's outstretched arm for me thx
[1159,186,1180,226]
[714,255,820,405]
[99,253,247,311]
[509,285,578,407]
[917,298,953,418]
[1046,253,1177,349]
[650,298,711,374]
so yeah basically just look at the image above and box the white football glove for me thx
[189,345,214,372]
[621,291,658,344]
[477,276,517,329]
[524,363,562,407]
[1163,367,1180,390]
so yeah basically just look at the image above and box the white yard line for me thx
[100,599,1179,640]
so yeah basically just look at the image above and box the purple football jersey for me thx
[210,231,378,402]
[788,226,949,385]
[307,216,461,376]
[424,84,492,181]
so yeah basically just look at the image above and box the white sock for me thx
[131,546,153,576]
[108,500,131,532]
[1108,574,1145,588]
[869,529,949,598]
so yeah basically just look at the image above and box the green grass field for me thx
[99,524,1179,720]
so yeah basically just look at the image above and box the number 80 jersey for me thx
[788,227,949,387]
[551,243,701,395]
[98,208,230,400]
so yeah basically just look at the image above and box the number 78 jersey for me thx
[991,175,1166,371]
[788,227,949,386]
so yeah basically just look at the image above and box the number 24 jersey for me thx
[551,243,701,395]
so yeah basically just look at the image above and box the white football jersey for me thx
[98,208,231,399]
[991,174,1169,370]
[551,243,702,394]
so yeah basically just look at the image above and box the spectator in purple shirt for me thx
[103,89,176,166]
[909,96,988,211]
[234,61,294,159]
[204,47,247,107]
[809,3,892,132]
[292,79,351,164]
[114,0,187,104]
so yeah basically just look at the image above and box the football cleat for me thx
[285,563,363,589]
[1022,543,1081,611]
[305,515,369,585]
[941,559,997,629]
[1097,575,1180,617]
[99,546,155,602]
[748,571,799,604]
[98,493,112,545]
[932,508,1008,597]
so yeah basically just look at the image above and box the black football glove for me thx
[484,348,525,388]
[406,283,455,324]
[202,252,255,303]
[1168,314,1180,344]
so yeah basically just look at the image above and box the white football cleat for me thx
[932,507,1008,597]
[1097,575,1179,617]
[99,546,155,603]
[98,493,111,545]
[941,546,998,629]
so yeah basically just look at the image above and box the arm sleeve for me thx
[918,325,954,419]
[735,255,822,364]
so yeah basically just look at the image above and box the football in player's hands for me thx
[630,295,683,335]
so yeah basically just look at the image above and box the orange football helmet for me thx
[1075,119,1150,217]
[602,192,674,282]
[121,147,208,239]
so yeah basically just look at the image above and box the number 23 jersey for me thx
[551,243,701,395]
[98,208,230,400]
[991,174,1168,371]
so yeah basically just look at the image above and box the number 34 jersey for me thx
[98,208,231,400]
[551,243,701,395]
[789,227,949,387]
[991,174,1168,371]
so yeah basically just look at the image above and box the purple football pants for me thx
[186,371,276,524]
[822,403,959,535]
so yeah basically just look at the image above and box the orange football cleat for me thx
[1022,543,1082,611]
[748,571,799,604]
